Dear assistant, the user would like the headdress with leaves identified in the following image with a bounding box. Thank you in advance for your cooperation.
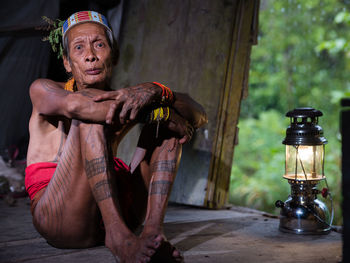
[39,16,65,59]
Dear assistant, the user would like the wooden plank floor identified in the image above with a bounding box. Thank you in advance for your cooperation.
[0,198,342,263]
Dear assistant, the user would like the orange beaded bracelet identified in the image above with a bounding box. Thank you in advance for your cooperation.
[153,82,174,105]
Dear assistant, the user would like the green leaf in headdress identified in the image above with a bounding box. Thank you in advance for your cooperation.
[40,16,64,59]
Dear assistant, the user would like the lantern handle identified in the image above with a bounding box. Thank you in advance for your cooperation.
[324,178,334,227]
[305,179,334,229]
[303,196,333,229]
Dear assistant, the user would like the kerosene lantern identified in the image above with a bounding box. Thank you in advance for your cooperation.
[275,108,333,234]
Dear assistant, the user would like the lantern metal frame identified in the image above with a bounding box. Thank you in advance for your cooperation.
[275,108,333,235]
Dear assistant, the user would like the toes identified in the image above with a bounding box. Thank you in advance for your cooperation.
[139,255,150,263]
[172,248,182,258]
[145,249,155,257]
[141,248,156,258]
[153,234,164,243]
[154,240,161,249]
[171,246,184,262]
[150,241,184,263]
[145,234,163,249]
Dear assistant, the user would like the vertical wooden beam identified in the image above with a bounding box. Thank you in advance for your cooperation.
[205,0,260,208]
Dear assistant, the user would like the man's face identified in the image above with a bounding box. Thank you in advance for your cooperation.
[63,23,113,89]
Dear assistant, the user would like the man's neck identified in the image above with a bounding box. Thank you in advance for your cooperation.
[76,79,111,91]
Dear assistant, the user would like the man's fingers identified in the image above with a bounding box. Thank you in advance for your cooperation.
[180,124,194,144]
[129,107,139,121]
[93,95,102,101]
[119,104,132,124]
[93,93,111,101]
[179,135,188,144]
[189,124,195,134]
[93,91,119,101]
[188,125,194,138]
[106,103,117,124]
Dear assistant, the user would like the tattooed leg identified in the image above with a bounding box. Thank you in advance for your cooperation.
[144,137,183,262]
[32,120,103,248]
[145,155,179,227]
[32,120,161,262]
[78,121,162,262]
[128,124,183,262]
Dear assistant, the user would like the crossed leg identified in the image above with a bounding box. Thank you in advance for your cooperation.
[31,120,183,262]
[127,125,183,262]
[32,120,103,248]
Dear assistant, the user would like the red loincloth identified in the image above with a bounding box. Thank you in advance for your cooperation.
[25,162,57,200]
[25,157,130,200]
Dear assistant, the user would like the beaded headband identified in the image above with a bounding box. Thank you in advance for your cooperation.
[62,11,113,48]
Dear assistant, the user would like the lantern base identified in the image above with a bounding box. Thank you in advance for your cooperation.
[278,199,331,235]
[279,225,331,235]
[275,180,331,235]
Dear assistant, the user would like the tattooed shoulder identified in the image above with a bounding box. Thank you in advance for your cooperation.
[39,79,66,97]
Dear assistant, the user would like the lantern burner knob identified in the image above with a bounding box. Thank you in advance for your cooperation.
[321,188,329,198]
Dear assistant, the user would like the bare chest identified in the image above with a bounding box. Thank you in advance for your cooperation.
[27,118,69,165]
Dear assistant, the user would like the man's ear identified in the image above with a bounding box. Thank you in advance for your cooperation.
[63,55,72,73]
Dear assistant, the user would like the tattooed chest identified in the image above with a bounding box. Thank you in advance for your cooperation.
[52,121,69,162]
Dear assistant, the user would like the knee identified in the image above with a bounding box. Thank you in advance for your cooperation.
[162,137,182,156]
[79,121,104,132]
[70,120,106,141]
[153,137,183,170]
[138,125,183,163]
[77,122,107,146]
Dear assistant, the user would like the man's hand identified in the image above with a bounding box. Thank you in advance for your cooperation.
[93,83,161,124]
[166,108,195,144]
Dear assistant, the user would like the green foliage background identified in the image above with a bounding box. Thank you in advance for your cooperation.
[229,0,350,225]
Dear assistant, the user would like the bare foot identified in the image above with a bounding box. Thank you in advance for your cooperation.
[141,225,183,263]
[151,240,184,263]
[105,227,163,263]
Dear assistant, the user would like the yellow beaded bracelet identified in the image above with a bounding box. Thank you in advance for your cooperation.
[149,107,170,138]
[150,107,170,122]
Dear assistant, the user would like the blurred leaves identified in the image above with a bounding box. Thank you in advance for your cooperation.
[230,110,289,212]
[335,11,350,24]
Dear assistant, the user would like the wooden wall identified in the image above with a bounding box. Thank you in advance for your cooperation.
[112,0,259,208]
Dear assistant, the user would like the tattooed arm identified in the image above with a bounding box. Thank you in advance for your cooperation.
[93,82,208,128]
[29,79,119,124]
[93,82,163,125]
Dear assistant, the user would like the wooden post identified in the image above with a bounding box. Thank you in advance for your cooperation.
[205,0,260,208]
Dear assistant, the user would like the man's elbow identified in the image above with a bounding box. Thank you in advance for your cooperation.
[29,79,52,115]
[29,79,44,101]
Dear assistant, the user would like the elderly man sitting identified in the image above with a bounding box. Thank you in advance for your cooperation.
[25,11,207,263]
